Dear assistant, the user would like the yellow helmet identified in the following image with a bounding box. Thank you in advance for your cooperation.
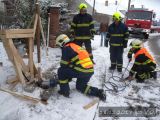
[56,34,70,47]
[130,39,142,49]
[79,3,87,10]
[112,12,122,21]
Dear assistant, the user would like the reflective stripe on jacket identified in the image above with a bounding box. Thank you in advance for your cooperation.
[71,13,95,40]
[134,48,155,64]
[107,22,129,47]
[66,43,93,69]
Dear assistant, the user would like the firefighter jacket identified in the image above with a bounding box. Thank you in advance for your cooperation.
[128,48,156,76]
[70,13,95,40]
[106,22,129,48]
[60,43,94,73]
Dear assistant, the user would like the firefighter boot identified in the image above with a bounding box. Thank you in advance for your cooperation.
[117,68,122,73]
[136,79,144,83]
[151,71,157,80]
[109,65,116,70]
[105,39,108,47]
[58,90,70,98]
[97,89,106,101]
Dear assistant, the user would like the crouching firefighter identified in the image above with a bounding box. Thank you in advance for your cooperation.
[55,34,106,101]
[125,39,157,83]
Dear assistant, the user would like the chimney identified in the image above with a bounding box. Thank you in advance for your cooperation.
[49,6,60,48]
[141,5,144,8]
[105,0,108,6]
[115,0,118,5]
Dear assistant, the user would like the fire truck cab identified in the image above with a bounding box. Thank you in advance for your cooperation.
[125,8,156,39]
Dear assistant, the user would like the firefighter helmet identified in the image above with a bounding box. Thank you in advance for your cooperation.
[79,3,87,10]
[112,12,122,21]
[130,39,143,48]
[56,34,71,47]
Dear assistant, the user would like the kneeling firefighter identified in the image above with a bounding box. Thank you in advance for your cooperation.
[126,39,157,83]
[55,34,106,101]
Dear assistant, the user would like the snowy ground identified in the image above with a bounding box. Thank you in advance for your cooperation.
[0,34,160,120]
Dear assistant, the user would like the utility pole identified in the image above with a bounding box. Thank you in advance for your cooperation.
[92,0,96,15]
[128,0,131,10]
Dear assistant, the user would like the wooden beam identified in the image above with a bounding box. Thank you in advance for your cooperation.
[39,16,47,55]
[36,3,41,63]
[5,33,34,39]
[28,38,34,78]
[6,29,33,34]
[8,39,29,72]
[13,56,26,85]
[0,29,33,35]
[6,76,18,84]
[83,98,99,110]
[0,87,48,104]
[33,14,38,40]
[2,39,14,62]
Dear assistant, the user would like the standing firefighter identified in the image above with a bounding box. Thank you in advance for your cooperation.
[56,34,106,101]
[70,3,96,60]
[126,39,157,83]
[106,12,129,72]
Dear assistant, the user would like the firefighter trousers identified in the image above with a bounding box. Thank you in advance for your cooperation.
[135,64,156,82]
[109,46,123,70]
[58,67,99,96]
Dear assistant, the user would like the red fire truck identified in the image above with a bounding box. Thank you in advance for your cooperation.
[125,8,156,39]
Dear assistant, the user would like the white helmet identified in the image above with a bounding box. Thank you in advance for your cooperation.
[56,34,70,47]
[130,39,142,48]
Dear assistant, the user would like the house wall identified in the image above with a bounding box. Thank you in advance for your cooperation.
[0,0,4,12]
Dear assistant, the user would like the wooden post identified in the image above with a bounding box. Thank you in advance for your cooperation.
[35,3,41,63]
[28,37,34,78]
[47,13,50,56]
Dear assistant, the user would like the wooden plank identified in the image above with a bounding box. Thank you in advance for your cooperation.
[8,39,29,72]
[33,14,38,40]
[6,33,34,39]
[83,98,99,110]
[9,80,19,91]
[46,13,50,56]
[2,39,15,62]
[0,35,5,40]
[6,76,18,84]
[0,87,48,105]
[0,30,6,35]
[5,29,34,34]
[39,16,47,55]
[28,38,34,78]
[13,56,26,85]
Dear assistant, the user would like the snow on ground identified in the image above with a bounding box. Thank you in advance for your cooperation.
[0,35,160,120]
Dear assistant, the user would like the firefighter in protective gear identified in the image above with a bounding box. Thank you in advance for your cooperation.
[70,3,96,60]
[56,34,106,101]
[126,39,157,83]
[106,12,129,72]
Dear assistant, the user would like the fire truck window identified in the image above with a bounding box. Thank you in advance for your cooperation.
[127,11,152,20]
